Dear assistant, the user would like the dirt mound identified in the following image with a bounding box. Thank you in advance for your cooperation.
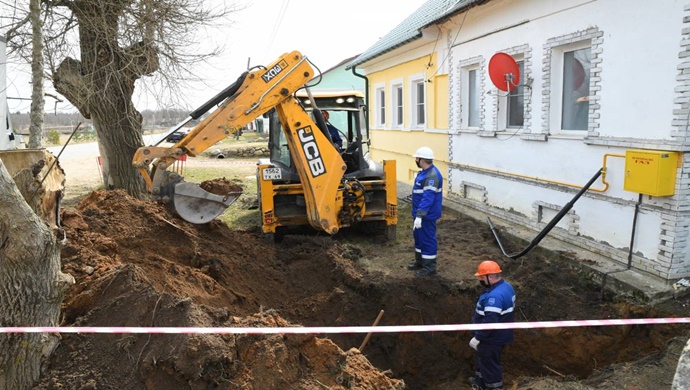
[36,190,690,389]
[38,190,403,389]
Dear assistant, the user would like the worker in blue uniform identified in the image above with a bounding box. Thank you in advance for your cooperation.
[407,146,443,277]
[469,260,516,390]
[322,110,343,150]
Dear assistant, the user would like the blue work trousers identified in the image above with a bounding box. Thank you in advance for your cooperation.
[413,218,437,270]
[474,342,505,389]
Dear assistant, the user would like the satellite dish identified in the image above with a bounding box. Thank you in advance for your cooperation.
[488,52,520,92]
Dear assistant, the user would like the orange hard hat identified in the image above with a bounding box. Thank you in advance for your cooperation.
[475,260,502,276]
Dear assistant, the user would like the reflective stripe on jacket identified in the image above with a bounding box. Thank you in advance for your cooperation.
[412,164,443,220]
[472,279,515,345]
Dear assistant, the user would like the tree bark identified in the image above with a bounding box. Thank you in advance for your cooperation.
[28,0,45,148]
[0,151,73,389]
[675,338,690,389]
[52,1,159,198]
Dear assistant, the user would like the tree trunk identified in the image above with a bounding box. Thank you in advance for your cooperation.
[52,1,159,198]
[28,0,44,148]
[0,150,73,389]
[93,114,146,195]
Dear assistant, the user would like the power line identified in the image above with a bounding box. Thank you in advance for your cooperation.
[263,0,290,61]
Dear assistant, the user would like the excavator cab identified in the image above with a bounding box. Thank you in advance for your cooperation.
[259,90,397,241]
[266,90,370,178]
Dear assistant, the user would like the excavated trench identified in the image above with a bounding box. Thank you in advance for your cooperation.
[273,238,684,389]
[37,190,689,389]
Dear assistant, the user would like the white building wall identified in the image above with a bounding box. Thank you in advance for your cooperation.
[445,0,690,280]
[1,36,8,150]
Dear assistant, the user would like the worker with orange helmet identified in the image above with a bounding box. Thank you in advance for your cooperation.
[468,260,515,390]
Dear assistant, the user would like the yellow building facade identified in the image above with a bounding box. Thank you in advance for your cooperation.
[365,54,450,192]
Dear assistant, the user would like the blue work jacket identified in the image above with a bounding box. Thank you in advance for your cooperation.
[472,279,516,345]
[412,164,443,220]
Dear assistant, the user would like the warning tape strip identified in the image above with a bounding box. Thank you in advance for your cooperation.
[1,318,689,334]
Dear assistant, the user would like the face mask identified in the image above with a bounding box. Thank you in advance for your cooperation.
[415,158,422,168]
[480,280,491,288]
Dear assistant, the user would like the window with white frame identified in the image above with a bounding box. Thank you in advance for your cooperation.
[375,83,386,127]
[391,80,403,127]
[410,73,425,128]
[461,63,482,129]
[507,60,525,127]
[550,42,591,132]
[497,58,525,130]
[561,47,591,130]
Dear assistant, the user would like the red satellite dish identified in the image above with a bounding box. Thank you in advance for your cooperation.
[488,52,520,92]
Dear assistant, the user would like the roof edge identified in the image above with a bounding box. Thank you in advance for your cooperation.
[347,0,487,70]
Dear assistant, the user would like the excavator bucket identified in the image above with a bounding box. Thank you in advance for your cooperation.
[172,181,242,224]
[142,160,244,224]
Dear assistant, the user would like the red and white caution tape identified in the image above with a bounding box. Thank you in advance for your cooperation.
[1,317,689,334]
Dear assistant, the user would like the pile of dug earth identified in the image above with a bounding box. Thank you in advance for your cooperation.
[35,190,690,389]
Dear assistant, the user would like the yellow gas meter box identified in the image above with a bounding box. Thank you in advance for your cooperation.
[624,150,679,196]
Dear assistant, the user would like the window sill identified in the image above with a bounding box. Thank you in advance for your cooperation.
[519,133,548,142]
[548,132,587,140]
[476,130,496,138]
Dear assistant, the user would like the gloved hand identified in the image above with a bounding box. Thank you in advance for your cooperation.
[469,337,480,350]
[413,217,422,230]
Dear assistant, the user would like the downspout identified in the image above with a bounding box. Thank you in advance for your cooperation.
[352,65,369,121]
[352,65,369,169]
[599,193,643,299]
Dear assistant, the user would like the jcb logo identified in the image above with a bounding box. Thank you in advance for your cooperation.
[297,126,326,177]
[262,60,288,83]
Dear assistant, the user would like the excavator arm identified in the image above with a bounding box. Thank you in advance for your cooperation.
[274,98,347,234]
[132,51,347,231]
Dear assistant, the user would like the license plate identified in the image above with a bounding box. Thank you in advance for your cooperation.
[262,167,282,180]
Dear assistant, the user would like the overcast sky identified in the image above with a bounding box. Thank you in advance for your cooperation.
[5,0,426,113]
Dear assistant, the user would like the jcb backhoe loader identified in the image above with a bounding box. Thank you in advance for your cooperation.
[132,51,397,240]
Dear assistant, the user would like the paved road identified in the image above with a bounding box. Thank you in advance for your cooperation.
[47,134,165,203]
[47,134,162,160]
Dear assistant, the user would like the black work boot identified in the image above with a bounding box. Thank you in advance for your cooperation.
[407,252,422,270]
[415,257,437,277]
[414,268,437,277]
[468,376,485,390]
[407,262,422,270]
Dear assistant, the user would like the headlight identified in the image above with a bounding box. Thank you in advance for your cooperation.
[335,98,344,104]
[346,97,355,103]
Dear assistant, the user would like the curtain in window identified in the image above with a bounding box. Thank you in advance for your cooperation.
[468,69,480,127]
[561,48,591,130]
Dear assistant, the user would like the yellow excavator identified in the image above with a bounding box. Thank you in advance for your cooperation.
[132,51,397,241]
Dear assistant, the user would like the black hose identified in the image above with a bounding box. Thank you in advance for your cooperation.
[626,193,643,269]
[489,168,603,259]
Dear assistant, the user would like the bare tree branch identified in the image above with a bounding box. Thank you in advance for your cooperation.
[1,0,242,195]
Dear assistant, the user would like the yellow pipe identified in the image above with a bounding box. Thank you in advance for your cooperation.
[454,153,626,193]
[600,153,626,193]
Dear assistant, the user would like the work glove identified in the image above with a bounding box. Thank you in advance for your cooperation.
[413,217,422,230]
[469,337,480,350]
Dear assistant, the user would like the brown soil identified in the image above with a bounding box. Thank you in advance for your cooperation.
[35,189,690,390]
[201,178,244,195]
